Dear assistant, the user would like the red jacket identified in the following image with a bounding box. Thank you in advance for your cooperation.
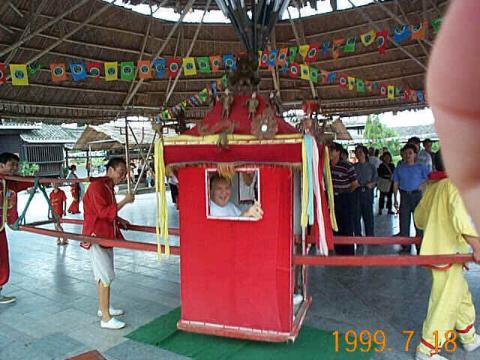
[49,189,67,217]
[1,179,31,225]
[82,177,124,249]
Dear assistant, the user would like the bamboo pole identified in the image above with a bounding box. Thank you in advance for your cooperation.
[163,0,211,107]
[0,0,91,58]
[122,0,196,108]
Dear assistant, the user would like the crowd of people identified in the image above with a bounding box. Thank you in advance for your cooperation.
[330,136,438,255]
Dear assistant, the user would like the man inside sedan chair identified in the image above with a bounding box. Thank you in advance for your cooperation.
[209,173,263,219]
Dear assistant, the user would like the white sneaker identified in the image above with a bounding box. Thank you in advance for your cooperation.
[97,307,124,317]
[100,317,125,330]
[463,334,480,352]
[0,295,16,304]
[415,352,448,360]
[293,294,303,306]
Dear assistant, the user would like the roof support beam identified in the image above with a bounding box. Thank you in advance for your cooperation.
[21,1,115,67]
[163,0,211,107]
[4,0,49,64]
[0,0,91,59]
[347,0,427,71]
[287,8,316,98]
[122,0,196,108]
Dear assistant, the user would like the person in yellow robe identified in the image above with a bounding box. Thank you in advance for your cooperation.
[414,152,480,360]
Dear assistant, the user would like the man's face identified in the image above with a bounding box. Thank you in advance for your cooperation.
[0,160,19,175]
[108,163,127,185]
[424,142,432,152]
[212,179,232,207]
[404,148,416,163]
[330,148,339,162]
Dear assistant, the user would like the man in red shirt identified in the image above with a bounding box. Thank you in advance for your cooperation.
[49,182,68,245]
[82,157,134,330]
[0,152,30,304]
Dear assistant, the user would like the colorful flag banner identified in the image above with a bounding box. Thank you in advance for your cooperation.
[387,85,395,99]
[10,64,28,86]
[288,47,298,63]
[332,39,344,60]
[310,67,319,83]
[69,63,87,81]
[27,63,42,76]
[379,83,388,97]
[395,87,402,97]
[393,25,411,43]
[417,90,425,103]
[137,60,152,79]
[430,18,443,33]
[299,44,310,59]
[376,30,388,55]
[167,58,181,78]
[360,30,376,46]
[347,76,356,90]
[300,64,310,80]
[411,21,427,40]
[343,38,356,53]
[268,49,278,67]
[209,55,222,72]
[276,48,288,66]
[50,63,67,82]
[0,63,7,84]
[356,78,365,93]
[120,61,135,81]
[196,57,211,73]
[152,58,166,78]
[223,54,236,71]
[279,61,290,73]
[183,57,197,76]
[319,69,329,84]
[104,62,118,81]
[305,44,319,63]
[327,71,337,84]
[321,41,331,56]
[260,51,269,68]
[338,74,348,88]
[289,63,300,78]
[87,62,102,79]
[365,80,374,93]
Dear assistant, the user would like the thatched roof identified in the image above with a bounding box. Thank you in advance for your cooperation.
[73,123,156,150]
[0,0,446,125]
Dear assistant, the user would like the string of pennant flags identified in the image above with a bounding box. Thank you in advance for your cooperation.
[0,16,442,86]
[0,17,439,120]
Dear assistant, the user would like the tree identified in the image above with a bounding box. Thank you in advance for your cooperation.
[363,114,401,157]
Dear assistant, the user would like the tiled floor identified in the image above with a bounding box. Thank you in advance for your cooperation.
[0,189,479,359]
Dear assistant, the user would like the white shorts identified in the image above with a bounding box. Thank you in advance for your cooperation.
[90,244,115,286]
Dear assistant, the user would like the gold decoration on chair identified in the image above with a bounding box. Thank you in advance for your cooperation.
[251,106,278,140]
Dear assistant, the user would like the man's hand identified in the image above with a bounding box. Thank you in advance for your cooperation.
[244,202,264,219]
[117,218,130,230]
[124,192,135,204]
[473,249,480,264]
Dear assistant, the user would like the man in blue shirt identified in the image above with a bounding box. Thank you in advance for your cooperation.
[392,143,429,253]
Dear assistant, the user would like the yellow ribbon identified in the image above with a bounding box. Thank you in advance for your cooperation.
[154,139,170,257]
[301,138,308,228]
[323,146,338,231]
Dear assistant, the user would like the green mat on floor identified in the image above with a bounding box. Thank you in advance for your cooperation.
[126,308,373,360]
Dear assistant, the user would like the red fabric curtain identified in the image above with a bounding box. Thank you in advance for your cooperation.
[178,166,293,332]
